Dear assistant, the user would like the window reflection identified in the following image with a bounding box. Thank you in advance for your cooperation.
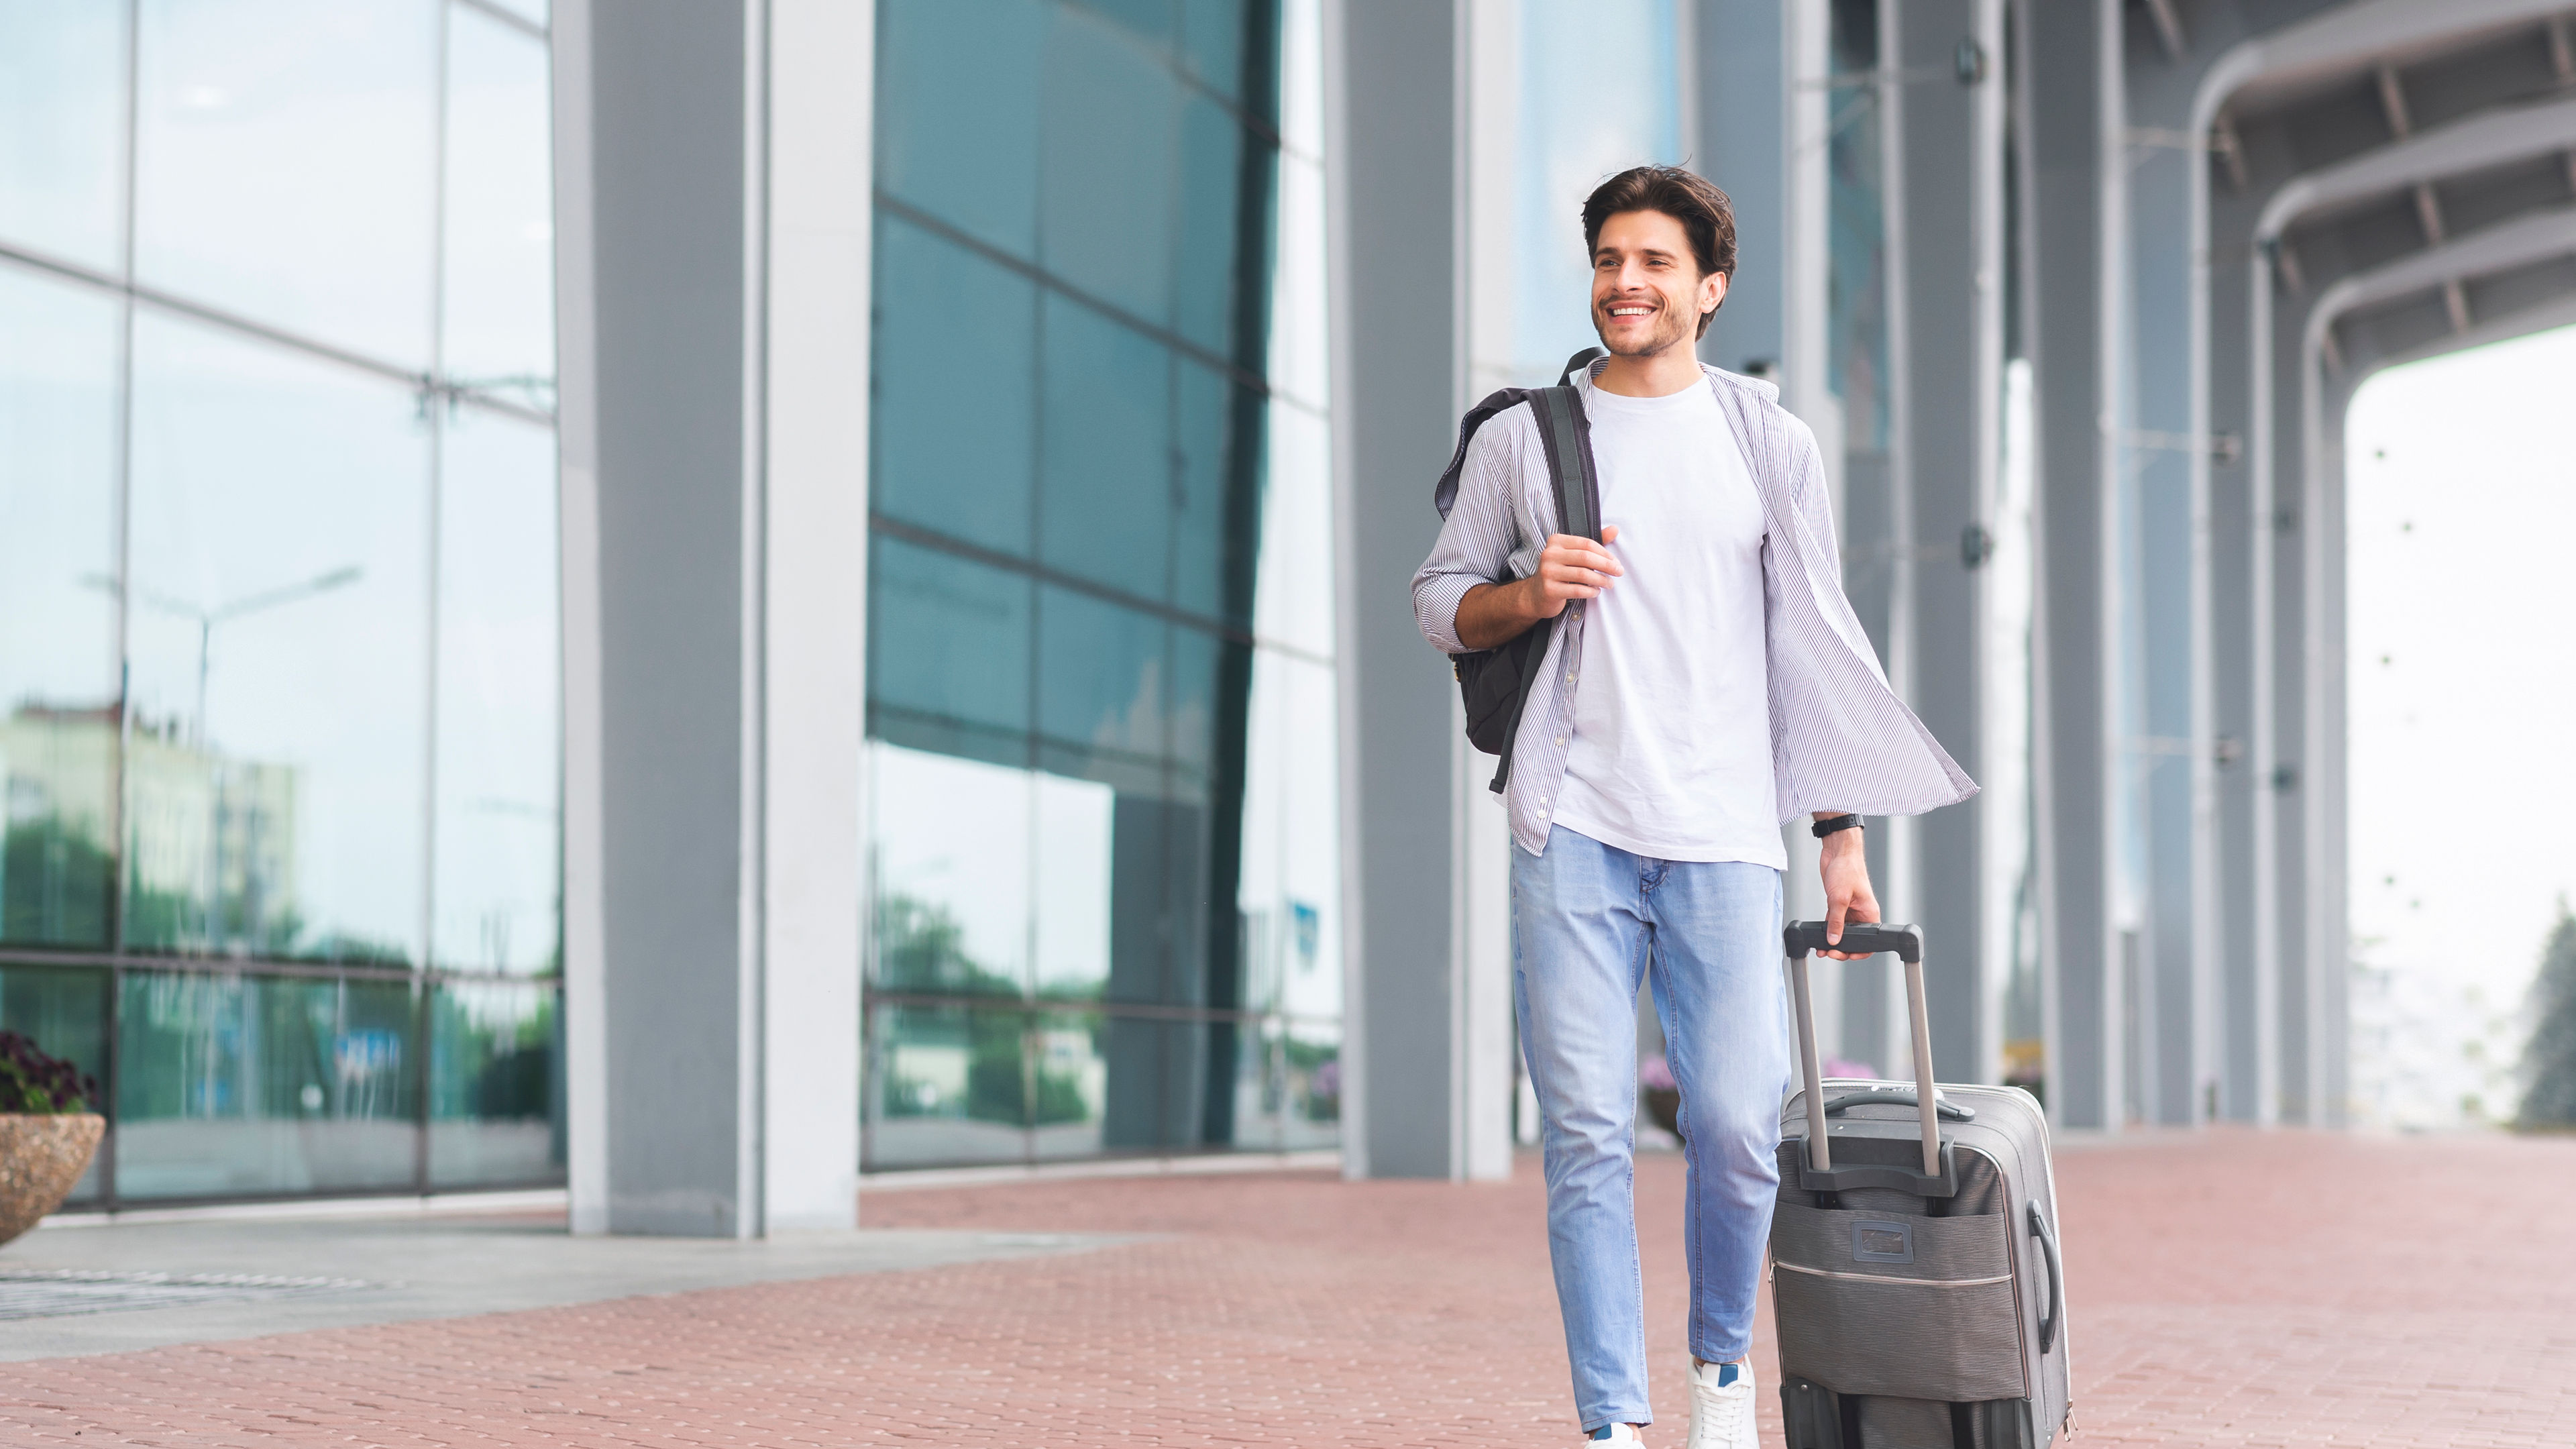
[0,267,121,948]
[1239,649,1340,1018]
[135,0,439,368]
[1040,6,1178,325]
[429,977,559,1187]
[441,3,556,410]
[870,742,1032,998]
[1038,295,1172,594]
[0,965,109,1201]
[1032,771,1114,1000]
[124,311,430,965]
[867,0,1329,1171]
[868,536,1032,767]
[874,216,1038,559]
[876,0,1044,263]
[0,3,127,270]
[1030,1010,1106,1159]
[433,407,559,974]
[865,1003,1030,1168]
[115,969,419,1199]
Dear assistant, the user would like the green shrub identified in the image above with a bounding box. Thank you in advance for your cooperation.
[0,1030,98,1114]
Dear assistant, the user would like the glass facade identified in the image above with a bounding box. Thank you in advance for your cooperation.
[865,0,1342,1169]
[0,0,562,1204]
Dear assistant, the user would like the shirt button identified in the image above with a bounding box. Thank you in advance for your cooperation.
[1566,674,1577,683]
[1554,737,1565,745]
[1538,795,1548,804]
[1538,810,1549,818]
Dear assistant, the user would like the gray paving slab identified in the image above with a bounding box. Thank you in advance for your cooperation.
[0,1210,1131,1362]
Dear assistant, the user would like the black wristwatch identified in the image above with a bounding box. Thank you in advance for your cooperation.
[1811,814,1863,840]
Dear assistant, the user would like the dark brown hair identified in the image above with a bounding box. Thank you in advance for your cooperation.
[1580,166,1736,338]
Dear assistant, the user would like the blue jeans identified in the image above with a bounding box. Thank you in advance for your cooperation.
[1513,825,1790,1434]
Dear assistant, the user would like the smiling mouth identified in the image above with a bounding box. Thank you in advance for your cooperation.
[1606,304,1655,319]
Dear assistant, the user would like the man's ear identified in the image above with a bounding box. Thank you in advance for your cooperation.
[1703,270,1728,317]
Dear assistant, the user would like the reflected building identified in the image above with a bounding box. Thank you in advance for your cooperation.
[0,0,563,1208]
[861,0,1342,1171]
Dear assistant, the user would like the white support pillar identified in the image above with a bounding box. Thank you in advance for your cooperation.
[555,0,869,1236]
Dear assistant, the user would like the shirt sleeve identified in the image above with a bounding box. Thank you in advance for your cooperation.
[1411,413,1525,655]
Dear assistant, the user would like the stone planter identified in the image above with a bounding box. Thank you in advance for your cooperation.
[0,1113,105,1246]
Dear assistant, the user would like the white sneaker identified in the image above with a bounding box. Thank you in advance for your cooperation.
[1589,1426,1646,1444]
[1684,1359,1758,1449]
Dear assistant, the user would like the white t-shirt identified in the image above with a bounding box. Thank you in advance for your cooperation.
[1548,376,1783,867]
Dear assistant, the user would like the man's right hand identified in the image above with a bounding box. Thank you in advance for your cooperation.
[1454,525,1622,650]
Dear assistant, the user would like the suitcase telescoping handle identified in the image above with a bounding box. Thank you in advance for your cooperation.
[1783,921,1940,1179]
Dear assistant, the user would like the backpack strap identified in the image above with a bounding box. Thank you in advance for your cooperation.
[1487,379,1599,794]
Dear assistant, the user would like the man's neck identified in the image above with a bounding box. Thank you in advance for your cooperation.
[1590,343,1705,398]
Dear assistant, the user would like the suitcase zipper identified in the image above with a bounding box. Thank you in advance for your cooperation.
[1772,1261,2012,1289]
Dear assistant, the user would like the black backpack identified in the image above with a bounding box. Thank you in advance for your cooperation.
[1431,347,1605,793]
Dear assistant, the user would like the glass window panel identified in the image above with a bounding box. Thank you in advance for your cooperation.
[1279,1016,1339,1150]
[1265,154,1329,411]
[1179,0,1247,104]
[1173,94,1250,359]
[869,741,1031,998]
[432,407,559,973]
[1075,0,1176,48]
[863,1003,1028,1169]
[0,268,121,948]
[1040,7,1177,326]
[1039,297,1171,594]
[115,970,419,1199]
[123,313,430,965]
[0,3,127,270]
[428,977,561,1187]
[875,0,1043,261]
[1105,793,1209,1008]
[1170,358,1251,625]
[1228,1013,1277,1151]
[875,216,1036,559]
[1029,1010,1107,1159]
[1097,1013,1219,1150]
[0,965,110,1201]
[1250,399,1332,657]
[867,535,1032,759]
[441,5,555,410]
[134,0,438,367]
[1238,650,1340,1020]
[1031,770,1113,1002]
[1167,626,1233,777]
[1037,586,1166,762]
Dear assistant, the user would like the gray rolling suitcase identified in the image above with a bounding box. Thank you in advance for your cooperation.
[1770,922,2072,1449]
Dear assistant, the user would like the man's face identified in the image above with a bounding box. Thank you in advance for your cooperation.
[1590,209,1725,358]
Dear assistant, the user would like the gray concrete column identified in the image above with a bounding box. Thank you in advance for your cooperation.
[2022,0,2124,1131]
[1694,0,1786,380]
[555,0,869,1235]
[1326,0,1485,1180]
[1891,0,2006,1085]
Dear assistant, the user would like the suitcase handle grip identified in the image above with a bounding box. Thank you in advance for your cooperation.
[1823,1089,1974,1122]
[2029,1203,2062,1353]
[1784,921,1939,1177]
[1782,920,1921,962]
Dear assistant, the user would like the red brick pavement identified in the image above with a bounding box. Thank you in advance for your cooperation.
[2,1130,2572,1446]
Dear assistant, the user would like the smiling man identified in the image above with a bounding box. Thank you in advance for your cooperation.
[1411,166,1974,1446]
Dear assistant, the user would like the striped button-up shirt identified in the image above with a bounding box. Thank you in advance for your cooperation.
[1411,362,1977,857]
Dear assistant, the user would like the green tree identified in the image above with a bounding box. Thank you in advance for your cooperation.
[2517,906,2576,1130]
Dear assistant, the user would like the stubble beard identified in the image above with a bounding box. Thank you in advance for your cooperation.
[1594,298,1695,360]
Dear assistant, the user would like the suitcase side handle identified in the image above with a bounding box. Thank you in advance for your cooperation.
[1823,1088,1974,1122]
[1784,921,1939,1178]
[2029,1203,2063,1353]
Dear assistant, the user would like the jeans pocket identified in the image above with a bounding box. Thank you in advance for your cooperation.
[1769,1202,2027,1403]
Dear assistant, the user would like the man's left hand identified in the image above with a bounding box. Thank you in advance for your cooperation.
[1817,824,1879,961]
